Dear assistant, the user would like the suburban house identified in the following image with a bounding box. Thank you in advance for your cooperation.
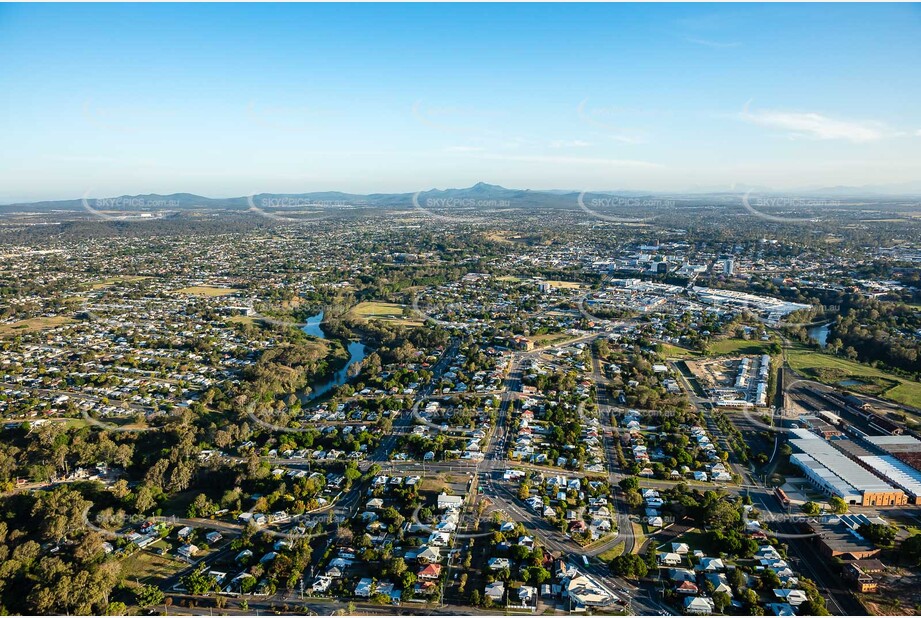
[437,493,463,511]
[683,596,715,614]
[485,581,505,602]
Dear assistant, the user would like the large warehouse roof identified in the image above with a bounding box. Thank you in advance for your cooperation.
[790,438,898,494]
[858,455,921,499]
[790,453,862,502]
[865,435,921,453]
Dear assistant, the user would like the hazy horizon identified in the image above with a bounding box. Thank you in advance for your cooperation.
[2,3,920,202]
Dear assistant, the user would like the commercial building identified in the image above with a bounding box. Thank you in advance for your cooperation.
[690,287,810,324]
[789,436,907,506]
[864,435,921,472]
[560,567,619,609]
[796,416,843,440]
[843,563,878,593]
[856,455,921,504]
[801,518,881,560]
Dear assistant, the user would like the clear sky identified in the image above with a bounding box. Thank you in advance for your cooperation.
[1,3,920,202]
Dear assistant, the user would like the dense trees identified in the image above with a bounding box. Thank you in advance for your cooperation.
[0,488,120,614]
[902,534,921,566]
[857,523,897,547]
[609,553,648,579]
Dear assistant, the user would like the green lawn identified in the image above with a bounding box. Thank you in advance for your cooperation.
[174,285,240,297]
[658,343,702,359]
[596,541,626,561]
[347,301,423,327]
[787,345,921,410]
[0,316,75,337]
[707,338,774,356]
[669,529,719,557]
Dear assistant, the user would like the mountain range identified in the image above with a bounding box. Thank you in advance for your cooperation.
[2,181,920,214]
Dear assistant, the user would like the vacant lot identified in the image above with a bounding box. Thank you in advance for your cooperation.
[533,332,580,348]
[174,285,240,297]
[787,346,921,410]
[0,316,74,337]
[120,550,185,585]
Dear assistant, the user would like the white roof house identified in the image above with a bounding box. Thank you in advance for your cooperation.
[437,493,463,510]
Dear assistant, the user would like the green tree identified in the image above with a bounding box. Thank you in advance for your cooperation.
[609,554,648,579]
[802,501,820,516]
[518,483,530,500]
[857,523,896,547]
[527,566,551,585]
[135,584,164,607]
[713,591,731,613]
[828,496,848,514]
[181,565,217,595]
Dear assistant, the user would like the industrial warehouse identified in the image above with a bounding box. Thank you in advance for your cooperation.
[789,431,908,507]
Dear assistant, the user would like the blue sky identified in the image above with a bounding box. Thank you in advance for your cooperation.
[1,3,920,201]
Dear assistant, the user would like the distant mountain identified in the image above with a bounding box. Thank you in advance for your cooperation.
[3,182,919,214]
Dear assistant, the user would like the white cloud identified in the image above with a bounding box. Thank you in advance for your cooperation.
[444,146,484,153]
[549,139,592,148]
[608,134,646,145]
[740,106,887,143]
[916,129,921,137]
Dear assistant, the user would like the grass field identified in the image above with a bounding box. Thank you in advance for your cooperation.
[174,285,240,296]
[708,338,774,356]
[543,280,585,289]
[534,332,580,348]
[670,529,717,557]
[347,301,423,327]
[90,275,151,290]
[596,541,625,561]
[787,345,921,409]
[658,343,702,359]
[630,522,647,554]
[120,551,185,584]
[0,316,74,337]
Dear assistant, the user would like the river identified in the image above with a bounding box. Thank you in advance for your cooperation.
[301,311,367,401]
[807,322,831,348]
